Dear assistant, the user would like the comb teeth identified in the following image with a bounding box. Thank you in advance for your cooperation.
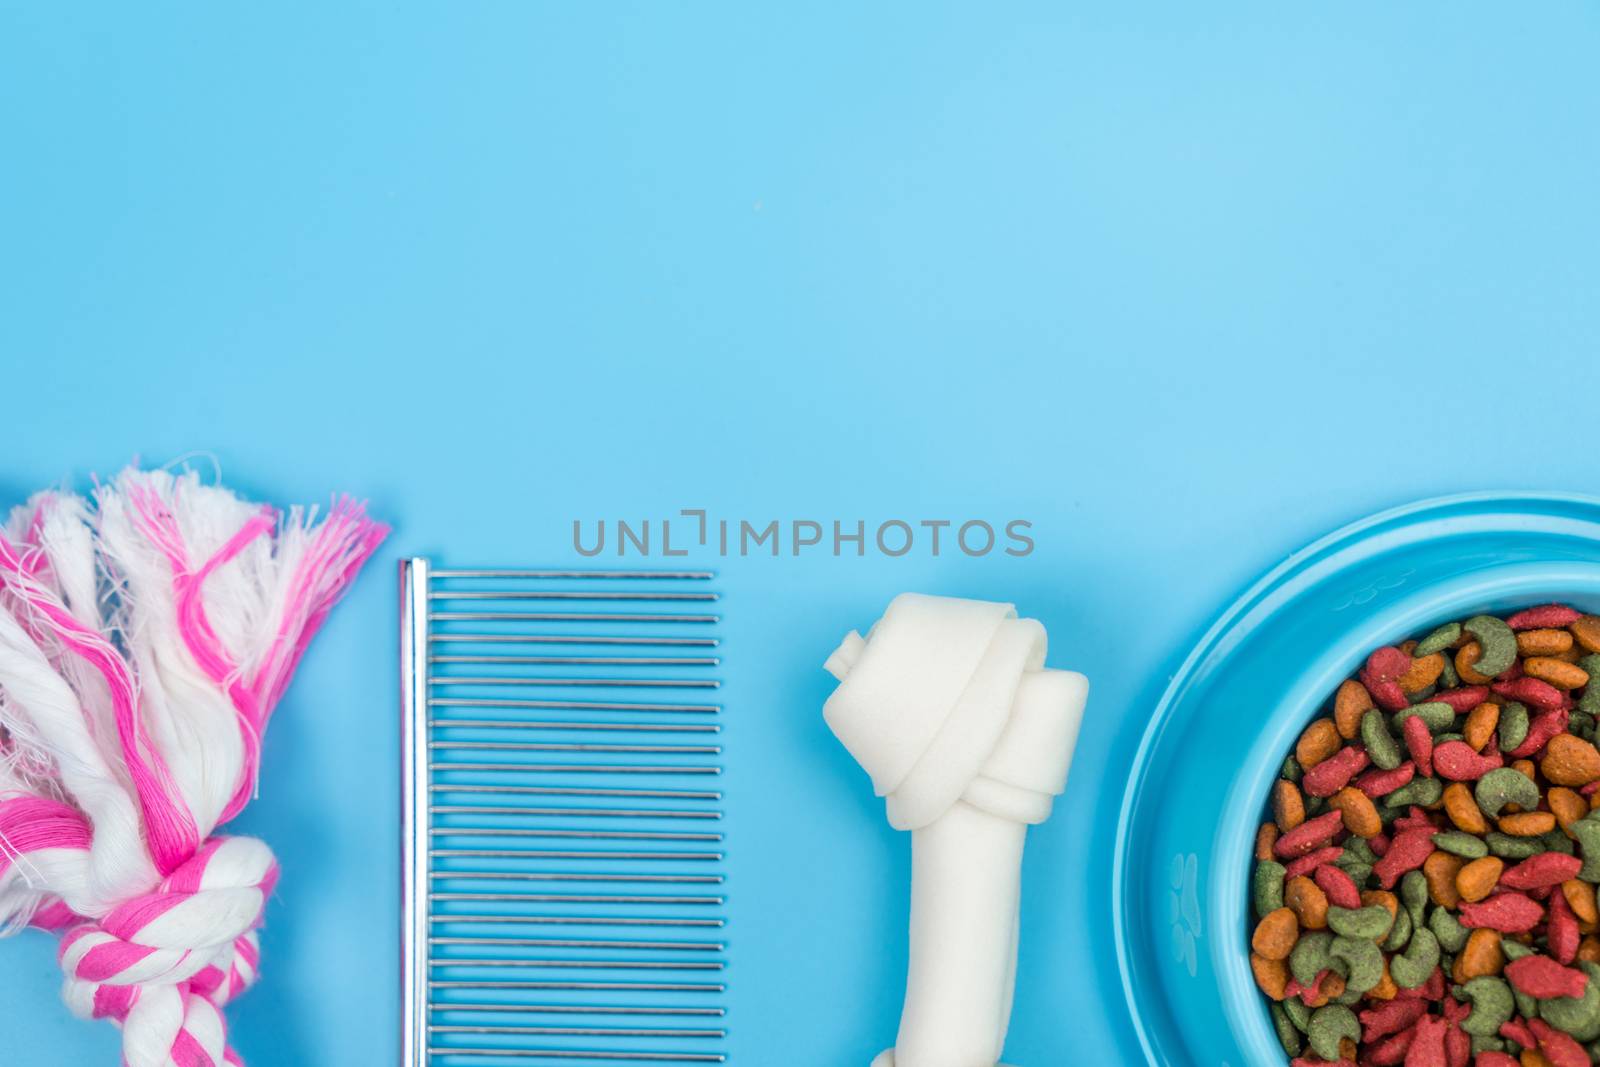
[403,561,727,1066]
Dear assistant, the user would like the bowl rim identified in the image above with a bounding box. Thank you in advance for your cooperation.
[1109,489,1600,1066]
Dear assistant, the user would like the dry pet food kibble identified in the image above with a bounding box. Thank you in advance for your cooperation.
[1250,604,1600,1066]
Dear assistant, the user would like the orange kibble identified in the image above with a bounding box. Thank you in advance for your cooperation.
[1340,1037,1357,1061]
[1255,822,1280,861]
[1250,951,1289,1000]
[1457,641,1492,685]
[1513,759,1538,782]
[1272,780,1306,833]
[1463,703,1501,753]
[1424,851,1466,909]
[1443,782,1490,835]
[1295,718,1343,770]
[1453,928,1504,982]
[1368,958,1398,1000]
[1398,651,1446,693]
[1550,787,1589,836]
[1564,879,1600,925]
[1579,936,1600,964]
[1455,856,1503,903]
[1525,656,1591,690]
[1329,786,1382,838]
[1285,876,1329,931]
[1304,971,1345,1008]
[1252,907,1299,960]
[1361,889,1400,924]
[1524,1049,1556,1067]
[1334,679,1375,740]
[1573,615,1600,654]
[1541,734,1600,787]
[1519,628,1575,656]
[1499,811,1558,836]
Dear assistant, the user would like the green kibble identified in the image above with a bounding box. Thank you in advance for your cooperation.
[1282,995,1311,1033]
[1429,905,1468,953]
[1330,936,1385,993]
[1536,961,1600,1041]
[1344,837,1377,865]
[1327,905,1393,940]
[1270,1002,1303,1056]
[1390,927,1440,989]
[1471,1034,1508,1055]
[1543,829,1576,856]
[1290,930,1335,986]
[1501,939,1535,962]
[1307,1004,1360,1061]
[1386,776,1443,809]
[1382,904,1412,952]
[1464,615,1517,677]
[1432,831,1489,859]
[1580,655,1600,717]
[1499,702,1530,752]
[1361,709,1402,771]
[1254,860,1286,918]
[1393,700,1456,734]
[1282,755,1303,782]
[1460,976,1515,1037]
[1440,656,1460,689]
[1415,622,1462,657]
[1572,814,1600,881]
[1400,870,1430,926]
[1476,767,1541,818]
[1487,831,1545,859]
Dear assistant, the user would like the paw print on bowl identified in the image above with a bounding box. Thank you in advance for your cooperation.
[1169,851,1202,978]
[1331,568,1416,612]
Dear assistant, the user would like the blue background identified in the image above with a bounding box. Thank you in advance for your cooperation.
[3,3,1600,1064]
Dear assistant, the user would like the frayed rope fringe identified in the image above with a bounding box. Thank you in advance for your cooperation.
[0,468,386,1067]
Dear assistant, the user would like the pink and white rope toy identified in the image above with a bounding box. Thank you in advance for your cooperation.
[0,468,387,1066]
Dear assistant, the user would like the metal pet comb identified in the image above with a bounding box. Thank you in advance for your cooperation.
[401,561,727,1065]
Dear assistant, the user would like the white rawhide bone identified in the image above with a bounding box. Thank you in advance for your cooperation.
[823,593,1088,1067]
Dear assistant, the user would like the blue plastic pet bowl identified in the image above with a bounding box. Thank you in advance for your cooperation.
[1111,492,1600,1067]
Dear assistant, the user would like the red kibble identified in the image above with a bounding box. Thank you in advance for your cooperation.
[1284,846,1345,880]
[1500,852,1584,891]
[1357,762,1417,799]
[1474,1053,1518,1067]
[1299,968,1333,1006]
[1274,809,1347,859]
[1374,828,1437,889]
[1315,863,1362,909]
[1431,740,1503,781]
[1434,685,1491,713]
[1403,715,1435,777]
[1443,1021,1469,1067]
[1360,998,1426,1041]
[1361,646,1414,711]
[1505,955,1587,1000]
[1404,1014,1447,1067]
[1498,677,1568,714]
[1548,885,1581,965]
[1459,892,1545,933]
[1530,1018,1590,1067]
[1499,1019,1537,1049]
[1367,1027,1414,1065]
[1510,706,1571,758]
[1507,605,1582,630]
[1393,807,1438,833]
[1303,744,1371,797]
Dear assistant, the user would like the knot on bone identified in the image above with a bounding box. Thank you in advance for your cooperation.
[823,592,1084,831]
[57,836,276,1067]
